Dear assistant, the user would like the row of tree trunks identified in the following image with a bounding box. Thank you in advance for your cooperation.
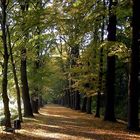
[54,0,140,132]
[58,94,92,115]
[62,92,80,109]
[0,0,45,128]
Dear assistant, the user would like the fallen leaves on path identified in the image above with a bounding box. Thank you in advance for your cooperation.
[0,104,140,140]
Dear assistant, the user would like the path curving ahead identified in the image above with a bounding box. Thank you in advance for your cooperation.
[0,104,140,140]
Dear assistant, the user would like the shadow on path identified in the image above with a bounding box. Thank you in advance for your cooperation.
[0,104,140,140]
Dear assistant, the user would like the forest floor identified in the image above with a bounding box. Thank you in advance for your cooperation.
[0,104,140,140]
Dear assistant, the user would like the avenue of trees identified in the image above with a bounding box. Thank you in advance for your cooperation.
[0,0,139,131]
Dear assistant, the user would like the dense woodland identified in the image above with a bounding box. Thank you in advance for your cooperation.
[0,0,139,133]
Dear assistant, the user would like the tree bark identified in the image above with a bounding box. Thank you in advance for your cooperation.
[81,97,87,112]
[104,0,117,122]
[38,95,43,108]
[127,0,140,130]
[95,0,105,117]
[95,47,103,117]
[7,26,23,122]
[72,93,75,109]
[65,90,70,107]
[86,97,92,114]
[70,45,79,109]
[75,91,80,110]
[104,56,116,121]
[1,0,11,128]
[21,48,33,117]
[31,98,39,114]
[20,1,33,117]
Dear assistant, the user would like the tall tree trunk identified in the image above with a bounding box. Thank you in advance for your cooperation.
[7,26,23,122]
[95,33,103,118]
[31,19,42,113]
[38,95,43,108]
[86,96,92,114]
[31,96,39,114]
[72,93,75,108]
[21,48,33,117]
[95,0,105,118]
[64,89,69,107]
[70,94,72,108]
[104,0,117,122]
[31,53,40,114]
[127,0,140,130]
[70,45,79,110]
[81,97,87,112]
[75,91,80,110]
[20,1,33,117]
[104,56,116,121]
[67,90,71,107]
[1,1,11,128]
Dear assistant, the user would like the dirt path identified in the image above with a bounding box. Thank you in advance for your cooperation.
[0,104,140,140]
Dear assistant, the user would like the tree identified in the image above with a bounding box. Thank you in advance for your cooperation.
[7,25,23,122]
[81,96,87,112]
[30,1,42,114]
[127,0,140,130]
[95,0,105,118]
[20,1,33,117]
[71,45,81,110]
[104,0,117,122]
[0,0,11,128]
[86,96,92,114]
